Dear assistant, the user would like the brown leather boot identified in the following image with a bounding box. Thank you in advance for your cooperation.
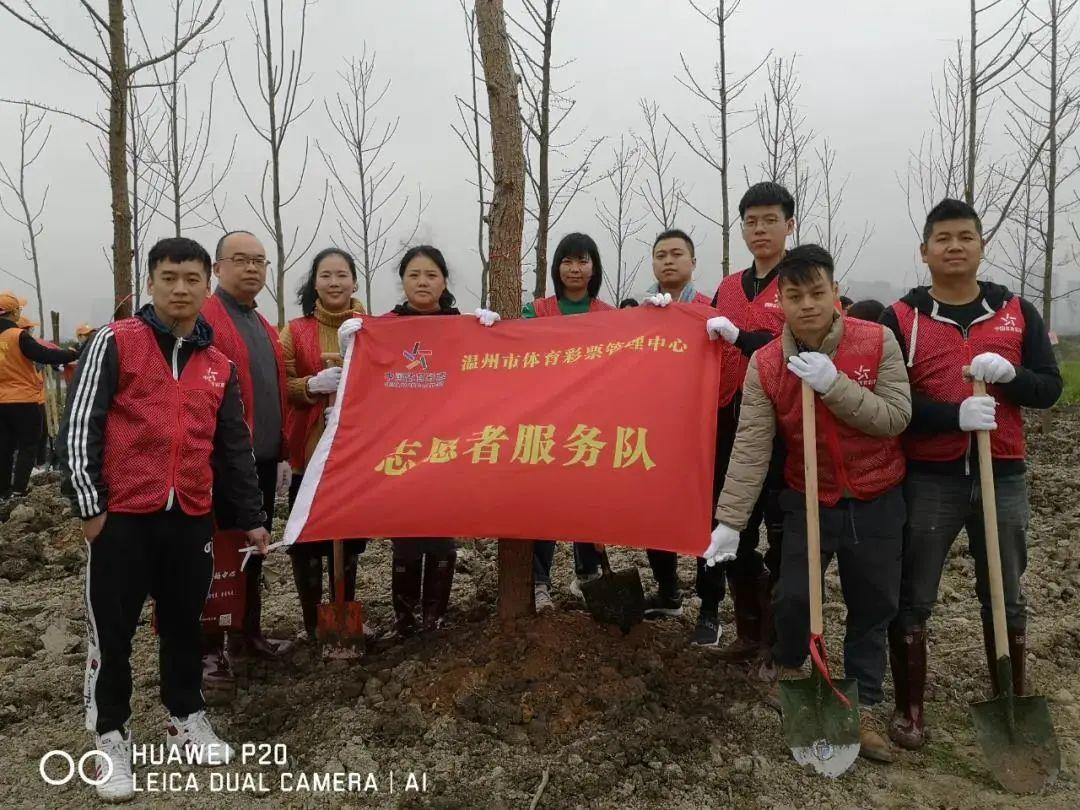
[718,572,765,662]
[859,707,896,764]
[392,557,423,638]
[421,551,457,632]
[888,624,927,750]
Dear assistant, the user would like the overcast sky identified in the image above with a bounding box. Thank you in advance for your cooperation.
[1,1,1078,333]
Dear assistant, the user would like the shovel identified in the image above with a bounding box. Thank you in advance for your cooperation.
[968,378,1059,794]
[314,351,366,659]
[580,545,645,633]
[779,381,861,778]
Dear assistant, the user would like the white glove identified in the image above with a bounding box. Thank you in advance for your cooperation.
[969,352,1016,384]
[703,524,740,567]
[338,317,363,355]
[306,365,342,395]
[275,461,292,498]
[787,351,838,394]
[473,307,501,327]
[706,316,740,344]
[959,394,998,431]
[642,293,673,308]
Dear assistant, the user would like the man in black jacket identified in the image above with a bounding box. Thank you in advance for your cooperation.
[57,237,269,803]
[881,198,1062,752]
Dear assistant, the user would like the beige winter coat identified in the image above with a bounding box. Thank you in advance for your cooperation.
[714,314,912,530]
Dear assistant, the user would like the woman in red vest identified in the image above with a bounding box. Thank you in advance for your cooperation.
[280,248,367,640]
[339,245,467,638]
[522,232,613,611]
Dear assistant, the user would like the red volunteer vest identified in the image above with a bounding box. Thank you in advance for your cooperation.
[894,296,1025,462]
[284,315,327,470]
[713,271,786,408]
[201,293,288,459]
[101,318,231,515]
[532,296,614,317]
[756,317,906,506]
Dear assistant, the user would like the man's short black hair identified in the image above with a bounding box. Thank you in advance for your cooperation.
[148,237,212,278]
[215,229,258,260]
[775,243,834,289]
[739,182,795,220]
[652,229,695,257]
[922,198,983,243]
[619,298,639,309]
[839,295,854,309]
[847,299,885,322]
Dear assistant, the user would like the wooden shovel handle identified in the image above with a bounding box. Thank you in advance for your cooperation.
[333,539,346,607]
[802,382,824,637]
[972,378,1009,660]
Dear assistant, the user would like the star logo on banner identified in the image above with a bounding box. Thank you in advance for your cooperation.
[403,341,433,370]
[854,365,871,383]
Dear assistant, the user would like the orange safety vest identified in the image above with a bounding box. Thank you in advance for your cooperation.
[0,327,45,404]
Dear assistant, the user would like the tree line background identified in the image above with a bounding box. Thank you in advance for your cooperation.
[1,0,1079,337]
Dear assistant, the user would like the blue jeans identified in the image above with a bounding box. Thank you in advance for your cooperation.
[896,470,1029,631]
[533,541,601,586]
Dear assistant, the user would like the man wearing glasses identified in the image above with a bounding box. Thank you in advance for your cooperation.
[695,183,792,667]
[200,230,292,698]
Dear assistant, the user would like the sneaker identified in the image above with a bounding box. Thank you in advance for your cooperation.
[166,710,235,766]
[643,590,684,618]
[568,572,601,601]
[859,707,895,763]
[534,584,554,613]
[690,611,722,646]
[93,729,134,803]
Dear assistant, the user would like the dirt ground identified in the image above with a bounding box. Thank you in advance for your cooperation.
[1,408,1079,809]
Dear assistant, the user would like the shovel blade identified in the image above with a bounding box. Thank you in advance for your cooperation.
[780,669,861,778]
[316,601,365,658]
[581,567,645,633]
[970,694,1060,794]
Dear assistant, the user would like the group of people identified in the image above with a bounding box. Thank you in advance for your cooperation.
[17,178,1055,801]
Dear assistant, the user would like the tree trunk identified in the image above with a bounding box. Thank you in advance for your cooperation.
[109,0,133,319]
[129,93,142,308]
[476,0,530,624]
[965,0,977,206]
[1043,3,1059,329]
[531,0,554,301]
[261,0,287,327]
[718,2,731,277]
[170,6,182,236]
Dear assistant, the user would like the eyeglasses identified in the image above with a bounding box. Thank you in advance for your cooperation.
[223,254,268,269]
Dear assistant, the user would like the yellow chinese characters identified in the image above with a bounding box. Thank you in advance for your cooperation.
[459,334,690,372]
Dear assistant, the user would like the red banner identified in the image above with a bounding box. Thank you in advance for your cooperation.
[284,305,721,555]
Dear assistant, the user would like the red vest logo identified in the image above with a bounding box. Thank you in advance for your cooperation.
[202,367,225,389]
[996,312,1022,334]
[852,364,873,387]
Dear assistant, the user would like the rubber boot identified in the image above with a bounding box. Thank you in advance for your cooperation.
[233,555,292,658]
[421,551,457,632]
[753,570,777,680]
[289,550,323,639]
[982,622,1025,697]
[718,571,765,662]
[888,624,927,750]
[392,557,423,638]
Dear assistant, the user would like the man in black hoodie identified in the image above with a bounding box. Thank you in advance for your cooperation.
[881,199,1062,752]
[57,237,269,803]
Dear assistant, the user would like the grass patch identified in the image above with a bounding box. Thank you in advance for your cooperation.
[1062,360,1080,406]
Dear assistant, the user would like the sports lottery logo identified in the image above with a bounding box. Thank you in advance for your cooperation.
[403,342,433,370]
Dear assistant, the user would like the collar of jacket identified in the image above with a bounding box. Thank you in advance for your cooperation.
[390,303,461,316]
[314,298,365,328]
[782,310,843,358]
[135,303,214,348]
[215,286,258,313]
[0,316,21,333]
[899,279,1012,315]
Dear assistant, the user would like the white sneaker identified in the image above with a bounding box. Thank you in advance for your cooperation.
[534,584,554,613]
[93,729,134,803]
[569,572,601,601]
[166,710,234,765]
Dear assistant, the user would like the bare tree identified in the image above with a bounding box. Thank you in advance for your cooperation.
[132,0,235,236]
[637,99,684,230]
[450,0,494,307]
[813,140,873,282]
[319,51,425,313]
[476,0,529,622]
[0,0,222,318]
[988,152,1045,298]
[0,105,50,328]
[225,0,325,327]
[666,0,767,276]
[509,0,602,299]
[596,136,646,303]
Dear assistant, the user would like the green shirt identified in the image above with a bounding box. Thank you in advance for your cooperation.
[521,297,593,319]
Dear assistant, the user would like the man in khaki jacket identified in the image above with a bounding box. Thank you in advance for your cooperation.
[706,244,911,763]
